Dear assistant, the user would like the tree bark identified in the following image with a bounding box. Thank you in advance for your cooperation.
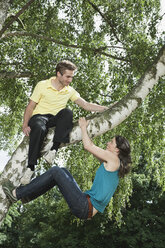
[0,0,10,30]
[0,45,165,225]
[0,0,36,37]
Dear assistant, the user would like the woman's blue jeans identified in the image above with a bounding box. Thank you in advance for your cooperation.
[16,166,89,219]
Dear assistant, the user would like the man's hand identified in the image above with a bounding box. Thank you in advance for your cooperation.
[22,100,36,136]
[78,117,89,129]
[22,125,31,136]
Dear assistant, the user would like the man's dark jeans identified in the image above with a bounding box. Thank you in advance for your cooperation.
[16,166,89,219]
[28,108,73,169]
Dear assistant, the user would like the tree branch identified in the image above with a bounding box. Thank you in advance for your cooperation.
[86,0,121,43]
[2,31,128,61]
[0,62,22,66]
[0,0,36,37]
[0,71,32,79]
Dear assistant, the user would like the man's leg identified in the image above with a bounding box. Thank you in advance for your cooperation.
[49,108,73,149]
[28,115,49,168]
[53,108,73,146]
[21,115,49,185]
[44,109,73,164]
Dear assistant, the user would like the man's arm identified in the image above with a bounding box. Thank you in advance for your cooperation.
[22,100,36,136]
[75,97,108,112]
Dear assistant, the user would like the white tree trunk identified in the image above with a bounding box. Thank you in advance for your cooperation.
[0,0,10,30]
[0,45,165,225]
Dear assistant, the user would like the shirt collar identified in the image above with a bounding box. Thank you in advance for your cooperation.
[46,77,70,93]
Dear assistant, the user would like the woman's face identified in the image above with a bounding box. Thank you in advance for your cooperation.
[106,137,117,152]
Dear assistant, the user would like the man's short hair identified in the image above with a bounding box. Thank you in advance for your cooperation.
[56,60,77,75]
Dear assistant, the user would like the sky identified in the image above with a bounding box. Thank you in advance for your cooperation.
[0,150,10,171]
[0,0,165,172]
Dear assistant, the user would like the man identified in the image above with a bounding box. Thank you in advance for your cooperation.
[21,60,108,185]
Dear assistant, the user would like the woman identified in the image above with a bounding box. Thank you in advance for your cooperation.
[2,117,131,220]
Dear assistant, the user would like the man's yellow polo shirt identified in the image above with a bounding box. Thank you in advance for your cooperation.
[30,77,80,116]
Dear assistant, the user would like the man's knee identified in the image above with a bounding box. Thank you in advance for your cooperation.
[31,119,47,133]
[60,108,73,120]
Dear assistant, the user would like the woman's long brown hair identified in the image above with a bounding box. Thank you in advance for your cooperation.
[115,135,132,178]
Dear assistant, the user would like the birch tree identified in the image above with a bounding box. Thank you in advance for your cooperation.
[0,0,164,226]
[0,44,165,225]
[0,0,10,30]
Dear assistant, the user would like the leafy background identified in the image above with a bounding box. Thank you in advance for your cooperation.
[0,0,164,247]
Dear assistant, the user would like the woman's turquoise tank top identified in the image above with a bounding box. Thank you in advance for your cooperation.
[85,163,119,213]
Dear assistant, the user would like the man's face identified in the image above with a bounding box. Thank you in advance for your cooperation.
[57,70,75,87]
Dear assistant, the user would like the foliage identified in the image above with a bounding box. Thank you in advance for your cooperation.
[0,0,165,246]
[0,161,164,248]
[0,0,164,148]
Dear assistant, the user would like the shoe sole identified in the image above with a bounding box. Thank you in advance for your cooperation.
[3,186,17,203]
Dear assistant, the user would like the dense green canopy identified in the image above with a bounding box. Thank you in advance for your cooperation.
[0,0,164,149]
[0,0,164,243]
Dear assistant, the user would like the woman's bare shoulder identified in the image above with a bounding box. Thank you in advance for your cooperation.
[104,154,120,172]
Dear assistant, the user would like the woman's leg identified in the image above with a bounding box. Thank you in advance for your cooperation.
[16,166,88,219]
